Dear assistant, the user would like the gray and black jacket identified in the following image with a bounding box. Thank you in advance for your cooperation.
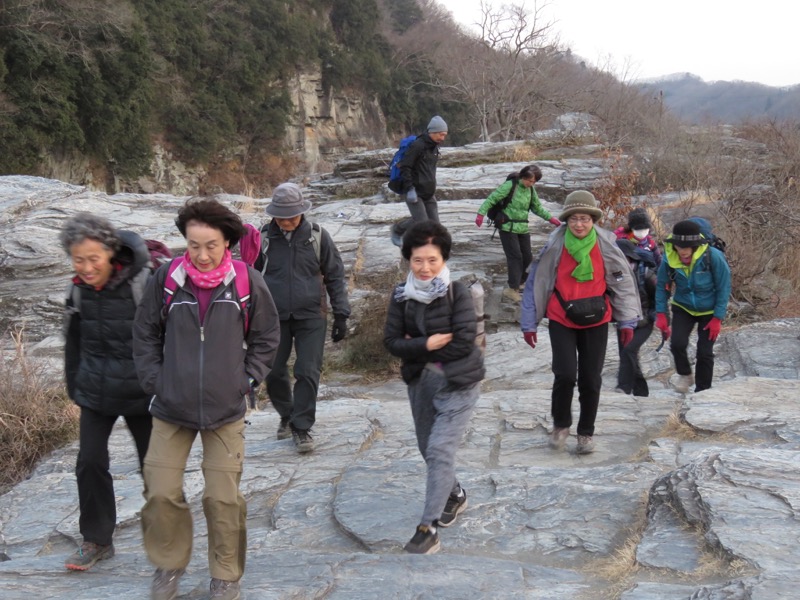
[384,281,485,388]
[398,134,440,200]
[64,230,151,416]
[257,217,350,321]
[520,225,641,331]
[132,260,280,430]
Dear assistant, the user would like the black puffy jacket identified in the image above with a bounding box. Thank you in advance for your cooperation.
[64,230,151,416]
[384,281,485,387]
[398,134,440,200]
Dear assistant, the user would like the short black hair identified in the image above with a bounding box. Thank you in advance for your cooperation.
[175,196,246,247]
[401,220,452,261]
[519,164,543,182]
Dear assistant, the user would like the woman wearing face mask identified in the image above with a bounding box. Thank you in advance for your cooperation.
[384,221,485,555]
[520,191,641,454]
[614,208,662,268]
[654,219,731,394]
[60,213,153,572]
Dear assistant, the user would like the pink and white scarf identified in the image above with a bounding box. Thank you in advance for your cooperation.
[181,249,233,289]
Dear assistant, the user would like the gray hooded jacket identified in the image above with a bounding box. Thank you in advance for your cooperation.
[521,226,641,331]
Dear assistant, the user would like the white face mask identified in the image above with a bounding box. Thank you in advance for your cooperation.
[632,228,650,240]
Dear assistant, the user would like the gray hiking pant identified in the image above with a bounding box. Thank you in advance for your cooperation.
[266,317,327,431]
[407,366,479,526]
[392,195,440,240]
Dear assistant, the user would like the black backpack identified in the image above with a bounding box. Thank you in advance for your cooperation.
[486,173,521,227]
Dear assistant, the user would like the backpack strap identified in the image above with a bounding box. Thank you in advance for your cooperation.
[231,260,251,336]
[260,221,322,276]
[162,257,183,320]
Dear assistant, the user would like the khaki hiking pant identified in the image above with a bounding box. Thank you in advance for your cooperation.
[142,417,247,581]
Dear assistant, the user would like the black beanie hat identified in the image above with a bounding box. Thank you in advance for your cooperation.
[627,208,651,230]
[667,219,704,248]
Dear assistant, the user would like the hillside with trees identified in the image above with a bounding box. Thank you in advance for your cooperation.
[637,74,800,124]
[0,0,796,197]
[0,0,675,189]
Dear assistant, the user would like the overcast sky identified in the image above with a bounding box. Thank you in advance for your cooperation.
[435,0,800,87]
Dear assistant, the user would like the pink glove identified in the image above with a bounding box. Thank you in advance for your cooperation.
[619,327,634,347]
[475,214,484,228]
[548,217,561,227]
[523,331,537,349]
[655,313,671,340]
[704,317,722,342]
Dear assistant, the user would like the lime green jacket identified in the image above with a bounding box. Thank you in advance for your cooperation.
[478,179,553,234]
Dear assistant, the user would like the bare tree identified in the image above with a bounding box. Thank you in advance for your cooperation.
[409,1,560,142]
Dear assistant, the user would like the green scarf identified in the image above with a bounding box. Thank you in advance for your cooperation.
[564,227,597,282]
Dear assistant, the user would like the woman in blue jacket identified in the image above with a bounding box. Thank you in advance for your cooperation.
[654,219,731,393]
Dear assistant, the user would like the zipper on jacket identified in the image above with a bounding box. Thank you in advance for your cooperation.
[199,325,205,426]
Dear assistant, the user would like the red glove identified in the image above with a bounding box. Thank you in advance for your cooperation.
[655,313,671,340]
[704,317,722,342]
[548,217,561,227]
[523,331,537,349]
[619,327,634,347]
[475,214,484,228]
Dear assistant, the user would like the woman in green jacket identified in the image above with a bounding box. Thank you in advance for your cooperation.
[475,165,561,302]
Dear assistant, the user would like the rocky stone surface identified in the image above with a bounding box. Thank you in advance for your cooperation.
[1,137,799,599]
[1,327,799,599]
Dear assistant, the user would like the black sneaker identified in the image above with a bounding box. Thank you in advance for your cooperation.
[404,524,440,554]
[437,488,467,528]
[292,428,314,453]
[277,417,291,440]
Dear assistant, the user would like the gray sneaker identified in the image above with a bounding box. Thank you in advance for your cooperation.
[151,568,184,600]
[64,541,114,571]
[210,578,241,600]
[576,435,595,454]
[549,427,570,450]
[673,373,694,393]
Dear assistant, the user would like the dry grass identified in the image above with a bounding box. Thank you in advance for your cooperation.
[657,410,700,441]
[0,329,78,493]
[582,490,649,598]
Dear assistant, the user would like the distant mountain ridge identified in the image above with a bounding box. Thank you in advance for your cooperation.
[635,73,800,123]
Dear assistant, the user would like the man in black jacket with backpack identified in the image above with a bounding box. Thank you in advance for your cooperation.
[391,115,448,246]
[255,183,351,453]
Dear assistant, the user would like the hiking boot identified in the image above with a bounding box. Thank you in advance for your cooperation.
[549,427,569,450]
[292,428,314,453]
[64,541,114,571]
[673,373,694,394]
[151,568,184,600]
[404,524,440,554]
[502,287,521,302]
[438,488,467,527]
[576,435,595,454]
[277,417,291,440]
[210,578,241,600]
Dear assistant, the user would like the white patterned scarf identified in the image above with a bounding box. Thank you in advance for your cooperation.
[394,265,451,304]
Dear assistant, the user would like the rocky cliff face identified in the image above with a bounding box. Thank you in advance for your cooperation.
[284,69,389,175]
[38,69,388,196]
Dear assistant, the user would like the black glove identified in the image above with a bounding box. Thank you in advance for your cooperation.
[331,316,348,343]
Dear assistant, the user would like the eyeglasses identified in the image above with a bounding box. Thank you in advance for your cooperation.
[567,216,593,224]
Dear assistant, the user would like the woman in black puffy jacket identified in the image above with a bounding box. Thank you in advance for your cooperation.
[384,221,484,556]
[60,212,153,571]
